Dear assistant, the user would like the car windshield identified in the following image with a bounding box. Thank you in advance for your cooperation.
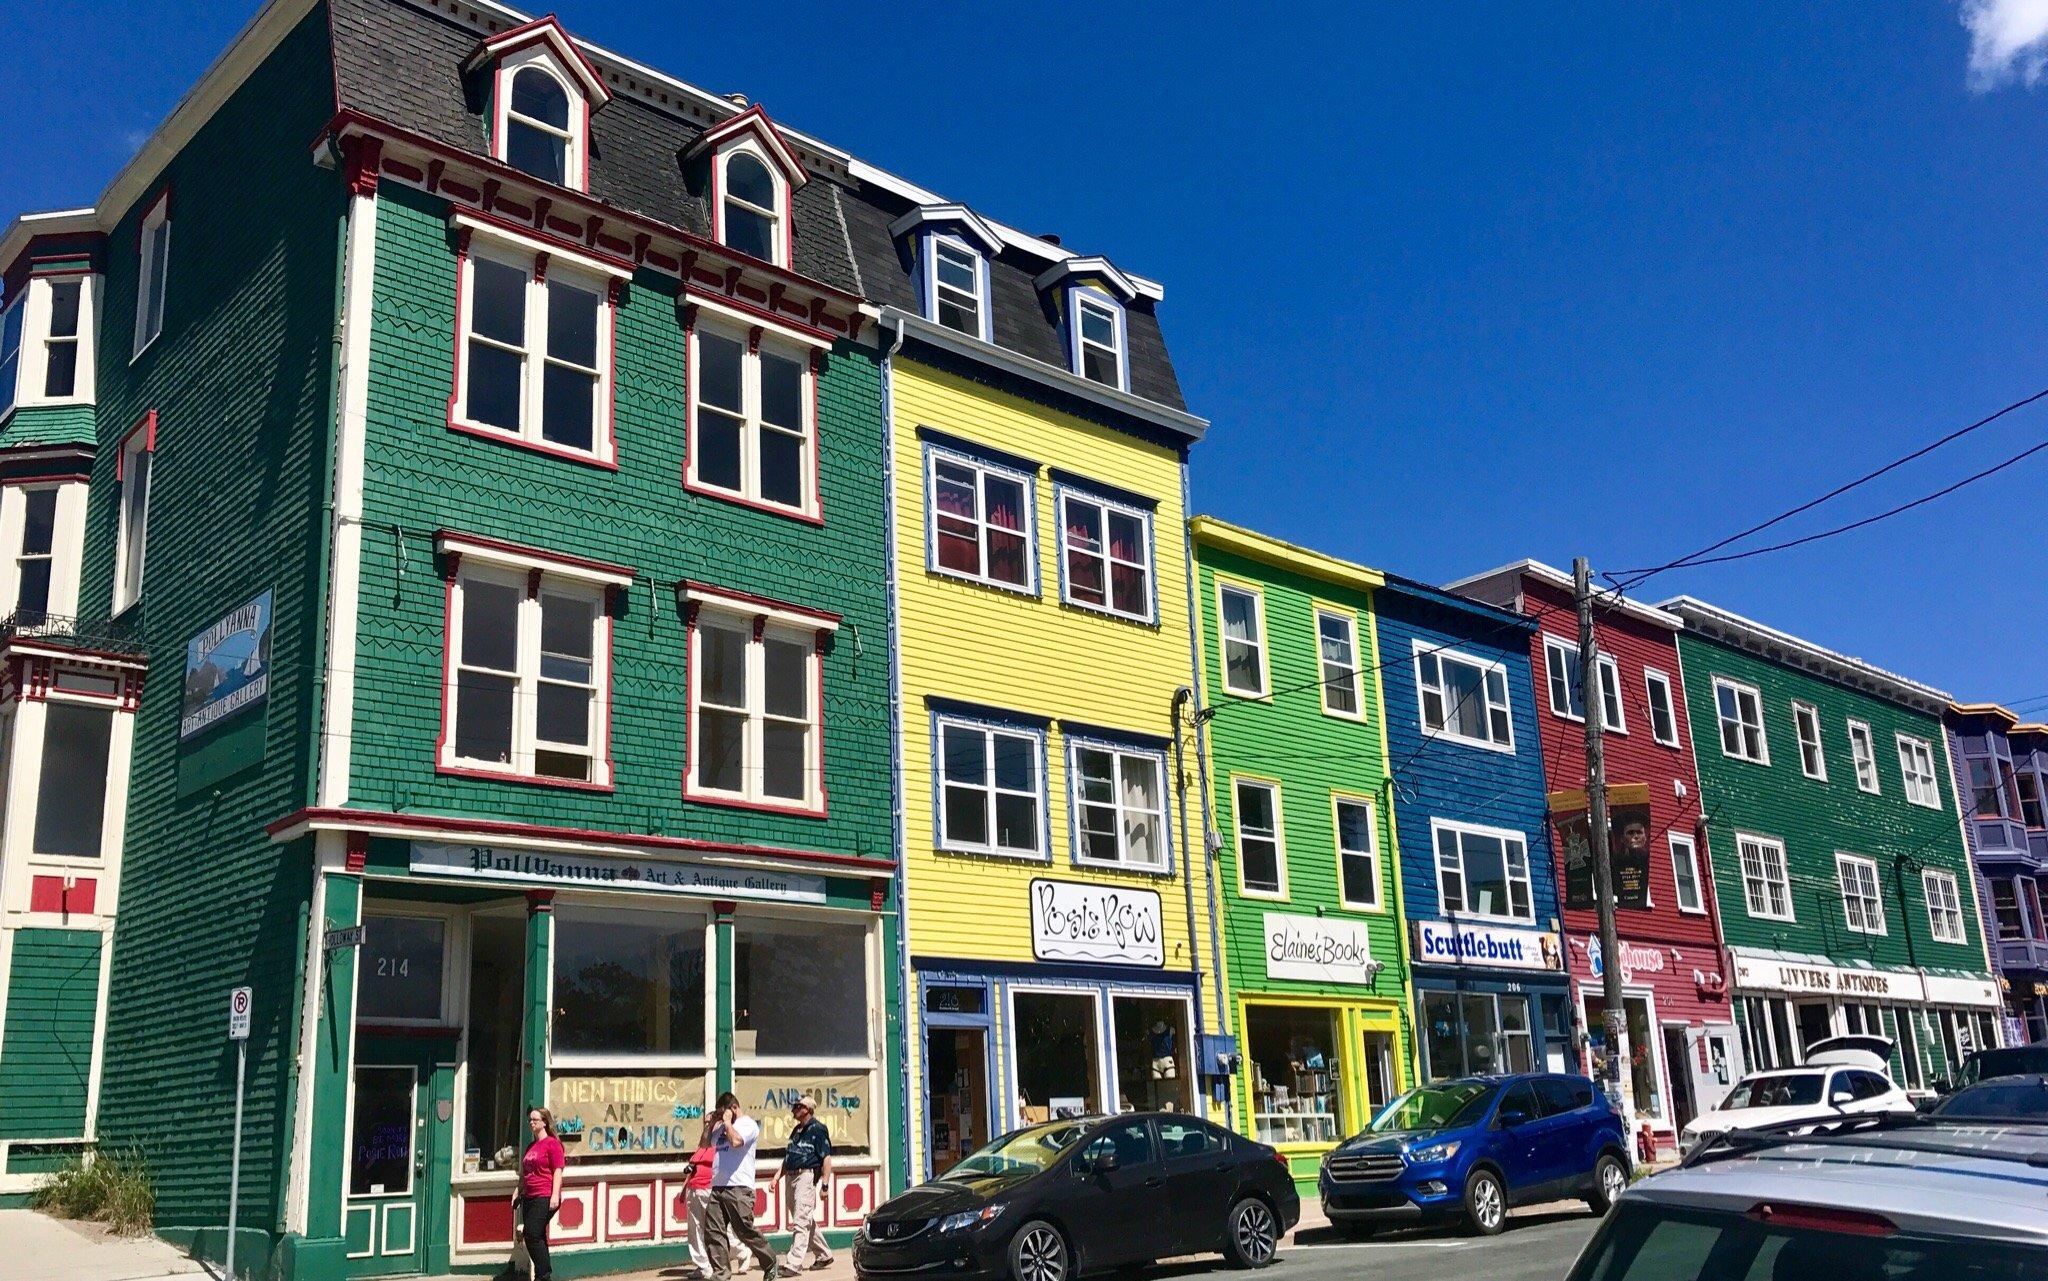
[1934,1080,2048,1121]
[1568,1201,2048,1281]
[943,1120,1093,1179]
[1370,1082,1498,1134]
[1959,1048,2048,1087]
[1719,1074,1823,1110]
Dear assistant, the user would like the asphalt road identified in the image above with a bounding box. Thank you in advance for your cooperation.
[1148,1206,1604,1281]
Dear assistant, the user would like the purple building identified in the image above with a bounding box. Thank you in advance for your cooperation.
[1949,703,2048,1043]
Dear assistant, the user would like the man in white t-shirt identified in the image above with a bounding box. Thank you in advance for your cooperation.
[706,1091,779,1281]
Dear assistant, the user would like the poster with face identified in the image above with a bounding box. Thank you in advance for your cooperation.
[1554,793,1652,911]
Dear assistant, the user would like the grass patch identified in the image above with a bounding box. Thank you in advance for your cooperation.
[31,1148,154,1235]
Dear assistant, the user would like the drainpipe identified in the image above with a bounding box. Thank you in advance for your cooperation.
[1172,686,1209,1107]
[879,314,913,1187]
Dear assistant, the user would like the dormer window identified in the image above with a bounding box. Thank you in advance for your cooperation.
[721,151,782,264]
[684,106,808,270]
[931,241,986,338]
[889,204,1003,343]
[466,16,610,194]
[1035,256,1139,392]
[1073,292,1124,387]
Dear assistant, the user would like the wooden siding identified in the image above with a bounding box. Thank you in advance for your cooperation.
[0,930,103,1142]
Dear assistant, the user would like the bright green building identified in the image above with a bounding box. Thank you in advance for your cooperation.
[1663,597,1999,1089]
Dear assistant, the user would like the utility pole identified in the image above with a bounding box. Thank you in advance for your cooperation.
[1576,558,1628,1124]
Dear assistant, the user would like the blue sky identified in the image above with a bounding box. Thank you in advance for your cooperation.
[3,1,2046,704]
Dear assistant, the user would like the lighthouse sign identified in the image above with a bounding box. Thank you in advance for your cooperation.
[182,590,273,739]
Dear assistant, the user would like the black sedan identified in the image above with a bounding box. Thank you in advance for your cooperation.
[854,1113,1300,1281]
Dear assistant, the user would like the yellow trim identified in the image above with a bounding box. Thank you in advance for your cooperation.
[1191,515,1386,593]
[1362,587,1416,1081]
[1227,771,1290,902]
[1212,572,1272,701]
[1233,991,1411,1156]
[1308,597,1370,723]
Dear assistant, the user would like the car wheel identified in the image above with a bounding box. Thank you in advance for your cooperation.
[1009,1221,1069,1281]
[1462,1169,1506,1236]
[1587,1154,1628,1214]
[1224,1197,1280,1269]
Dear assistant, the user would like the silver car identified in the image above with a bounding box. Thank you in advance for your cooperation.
[1564,1112,2048,1280]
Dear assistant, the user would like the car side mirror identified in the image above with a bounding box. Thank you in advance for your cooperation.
[1088,1150,1118,1174]
[1497,1108,1530,1129]
[1932,1079,1953,1096]
[1829,1090,1853,1107]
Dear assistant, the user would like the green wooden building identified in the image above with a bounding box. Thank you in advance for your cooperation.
[1662,597,1999,1089]
[1189,518,1410,1190]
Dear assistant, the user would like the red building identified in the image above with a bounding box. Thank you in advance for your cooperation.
[1450,561,1737,1156]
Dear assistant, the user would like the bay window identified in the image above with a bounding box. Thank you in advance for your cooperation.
[936,714,1045,857]
[689,317,818,517]
[1057,486,1152,622]
[0,299,19,414]
[1070,738,1168,871]
[1417,642,1513,750]
[2,483,81,623]
[927,449,1033,591]
[686,587,833,813]
[35,700,115,859]
[1433,819,1532,922]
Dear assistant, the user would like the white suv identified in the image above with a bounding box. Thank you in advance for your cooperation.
[1677,1034,1913,1157]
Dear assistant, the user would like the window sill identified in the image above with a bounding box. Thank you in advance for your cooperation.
[1721,751,1771,768]
[436,761,616,793]
[1221,686,1270,703]
[934,843,1052,864]
[1337,900,1388,915]
[1319,705,1368,724]
[1058,596,1158,629]
[682,783,828,819]
[683,478,823,526]
[1069,856,1174,878]
[1421,728,1516,756]
[926,563,1040,600]
[1653,738,1683,750]
[448,417,619,471]
[1239,886,1289,902]
[1745,909,1797,924]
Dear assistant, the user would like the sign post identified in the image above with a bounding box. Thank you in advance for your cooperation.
[225,987,252,1278]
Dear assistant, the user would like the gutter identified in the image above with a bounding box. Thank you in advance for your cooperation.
[879,313,916,1184]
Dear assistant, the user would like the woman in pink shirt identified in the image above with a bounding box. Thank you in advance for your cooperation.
[517,1108,567,1280]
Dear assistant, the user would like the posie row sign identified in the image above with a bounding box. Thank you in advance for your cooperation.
[1030,878,1163,967]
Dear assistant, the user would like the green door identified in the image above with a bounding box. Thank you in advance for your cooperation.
[345,1038,456,1276]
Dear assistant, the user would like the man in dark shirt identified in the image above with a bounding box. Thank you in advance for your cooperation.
[780,1096,835,1271]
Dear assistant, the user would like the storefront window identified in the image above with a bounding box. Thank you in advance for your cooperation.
[1110,995,1191,1113]
[464,912,526,1169]
[735,1070,871,1156]
[734,914,870,1058]
[1245,1004,1342,1145]
[1420,990,1531,1080]
[1584,995,1662,1119]
[553,906,707,1056]
[1886,1006,1925,1088]
[1794,1002,1832,1056]
[360,913,447,1023]
[549,1070,709,1162]
[1013,990,1101,1121]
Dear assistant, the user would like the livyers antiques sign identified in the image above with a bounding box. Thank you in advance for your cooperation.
[1413,919,1562,971]
[1732,954,1917,1001]
[411,843,827,904]
[549,1074,708,1157]
[1264,913,1382,986]
[1030,878,1164,967]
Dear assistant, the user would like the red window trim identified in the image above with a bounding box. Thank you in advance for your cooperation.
[680,310,825,526]
[133,187,172,251]
[681,587,831,819]
[488,54,595,196]
[115,410,157,480]
[708,143,796,272]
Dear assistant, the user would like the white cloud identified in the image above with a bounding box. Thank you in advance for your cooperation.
[1962,0,2048,90]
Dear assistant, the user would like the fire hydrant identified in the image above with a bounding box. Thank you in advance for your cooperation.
[1636,1122,1657,1164]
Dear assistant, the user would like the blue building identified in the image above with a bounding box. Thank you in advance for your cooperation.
[1375,575,1572,1080]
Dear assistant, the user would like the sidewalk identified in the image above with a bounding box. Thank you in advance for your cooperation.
[0,1210,206,1281]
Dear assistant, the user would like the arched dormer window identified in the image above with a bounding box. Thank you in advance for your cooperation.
[684,106,808,269]
[721,151,782,264]
[464,16,611,193]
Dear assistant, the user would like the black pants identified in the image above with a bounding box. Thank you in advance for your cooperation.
[520,1198,557,1280]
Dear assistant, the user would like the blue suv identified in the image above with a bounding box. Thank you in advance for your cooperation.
[1317,1073,1630,1237]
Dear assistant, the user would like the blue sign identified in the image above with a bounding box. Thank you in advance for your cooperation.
[181,590,272,739]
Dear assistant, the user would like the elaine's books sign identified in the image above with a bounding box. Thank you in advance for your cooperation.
[1030,878,1164,967]
[181,590,272,739]
[1412,919,1561,971]
[1264,913,1381,986]
[411,843,827,904]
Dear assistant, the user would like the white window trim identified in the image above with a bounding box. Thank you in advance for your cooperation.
[1217,581,1269,699]
[1068,287,1128,391]
[0,481,86,621]
[1668,831,1706,915]
[933,713,1047,861]
[1066,736,1171,874]
[1414,639,1516,754]
[1543,637,1621,730]
[438,547,617,787]
[1792,700,1828,782]
[715,139,789,268]
[1333,793,1384,913]
[924,445,1039,595]
[924,234,992,343]
[1598,654,1626,734]
[683,587,837,814]
[132,191,170,359]
[1231,776,1287,900]
[5,274,97,413]
[1643,667,1680,748]
[1924,868,1966,945]
[1897,733,1943,810]
[1848,719,1880,794]
[686,314,819,519]
[111,418,154,616]
[451,221,621,464]
[1431,816,1536,926]
[1737,831,1796,923]
[493,47,590,191]
[1314,606,1366,722]
[1054,486,1155,625]
[1714,676,1770,766]
[1835,851,1887,936]
[1543,635,1582,721]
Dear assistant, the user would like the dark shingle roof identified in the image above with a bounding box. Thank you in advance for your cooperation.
[328,0,1180,411]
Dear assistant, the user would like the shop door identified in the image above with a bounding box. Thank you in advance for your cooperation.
[927,1028,990,1176]
[345,1039,455,1276]
[1359,1030,1396,1123]
[1662,1026,1698,1134]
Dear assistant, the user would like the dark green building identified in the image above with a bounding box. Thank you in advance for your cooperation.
[1662,597,1999,1090]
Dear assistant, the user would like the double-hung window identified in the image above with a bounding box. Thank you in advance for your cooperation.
[0,299,21,415]
[1737,833,1793,921]
[1897,734,1942,809]
[1714,677,1768,764]
[1847,719,1880,793]
[930,239,987,339]
[441,538,622,786]
[1416,643,1513,750]
[12,487,58,621]
[1058,488,1152,622]
[1433,820,1532,921]
[1335,796,1381,909]
[1793,701,1827,781]
[112,416,154,614]
[719,150,786,266]
[133,191,170,356]
[1836,853,1885,935]
[1072,291,1125,389]
[1232,779,1284,896]
[690,318,817,517]
[928,449,1033,590]
[454,229,619,463]
[502,65,575,186]
[41,280,82,399]
[1541,637,1621,729]
[1070,739,1167,871]
[1669,832,1705,914]
[1992,879,2025,940]
[1924,869,1966,945]
[1644,668,1679,746]
[0,275,94,418]
[1218,584,1267,697]
[1316,609,1363,718]
[687,589,833,813]
[936,716,1044,857]
[2019,770,2046,829]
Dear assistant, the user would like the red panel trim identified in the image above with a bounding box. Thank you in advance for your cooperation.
[435,530,635,582]
[29,875,96,916]
[462,1194,517,1246]
[115,410,158,480]
[453,205,636,274]
[679,580,841,625]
